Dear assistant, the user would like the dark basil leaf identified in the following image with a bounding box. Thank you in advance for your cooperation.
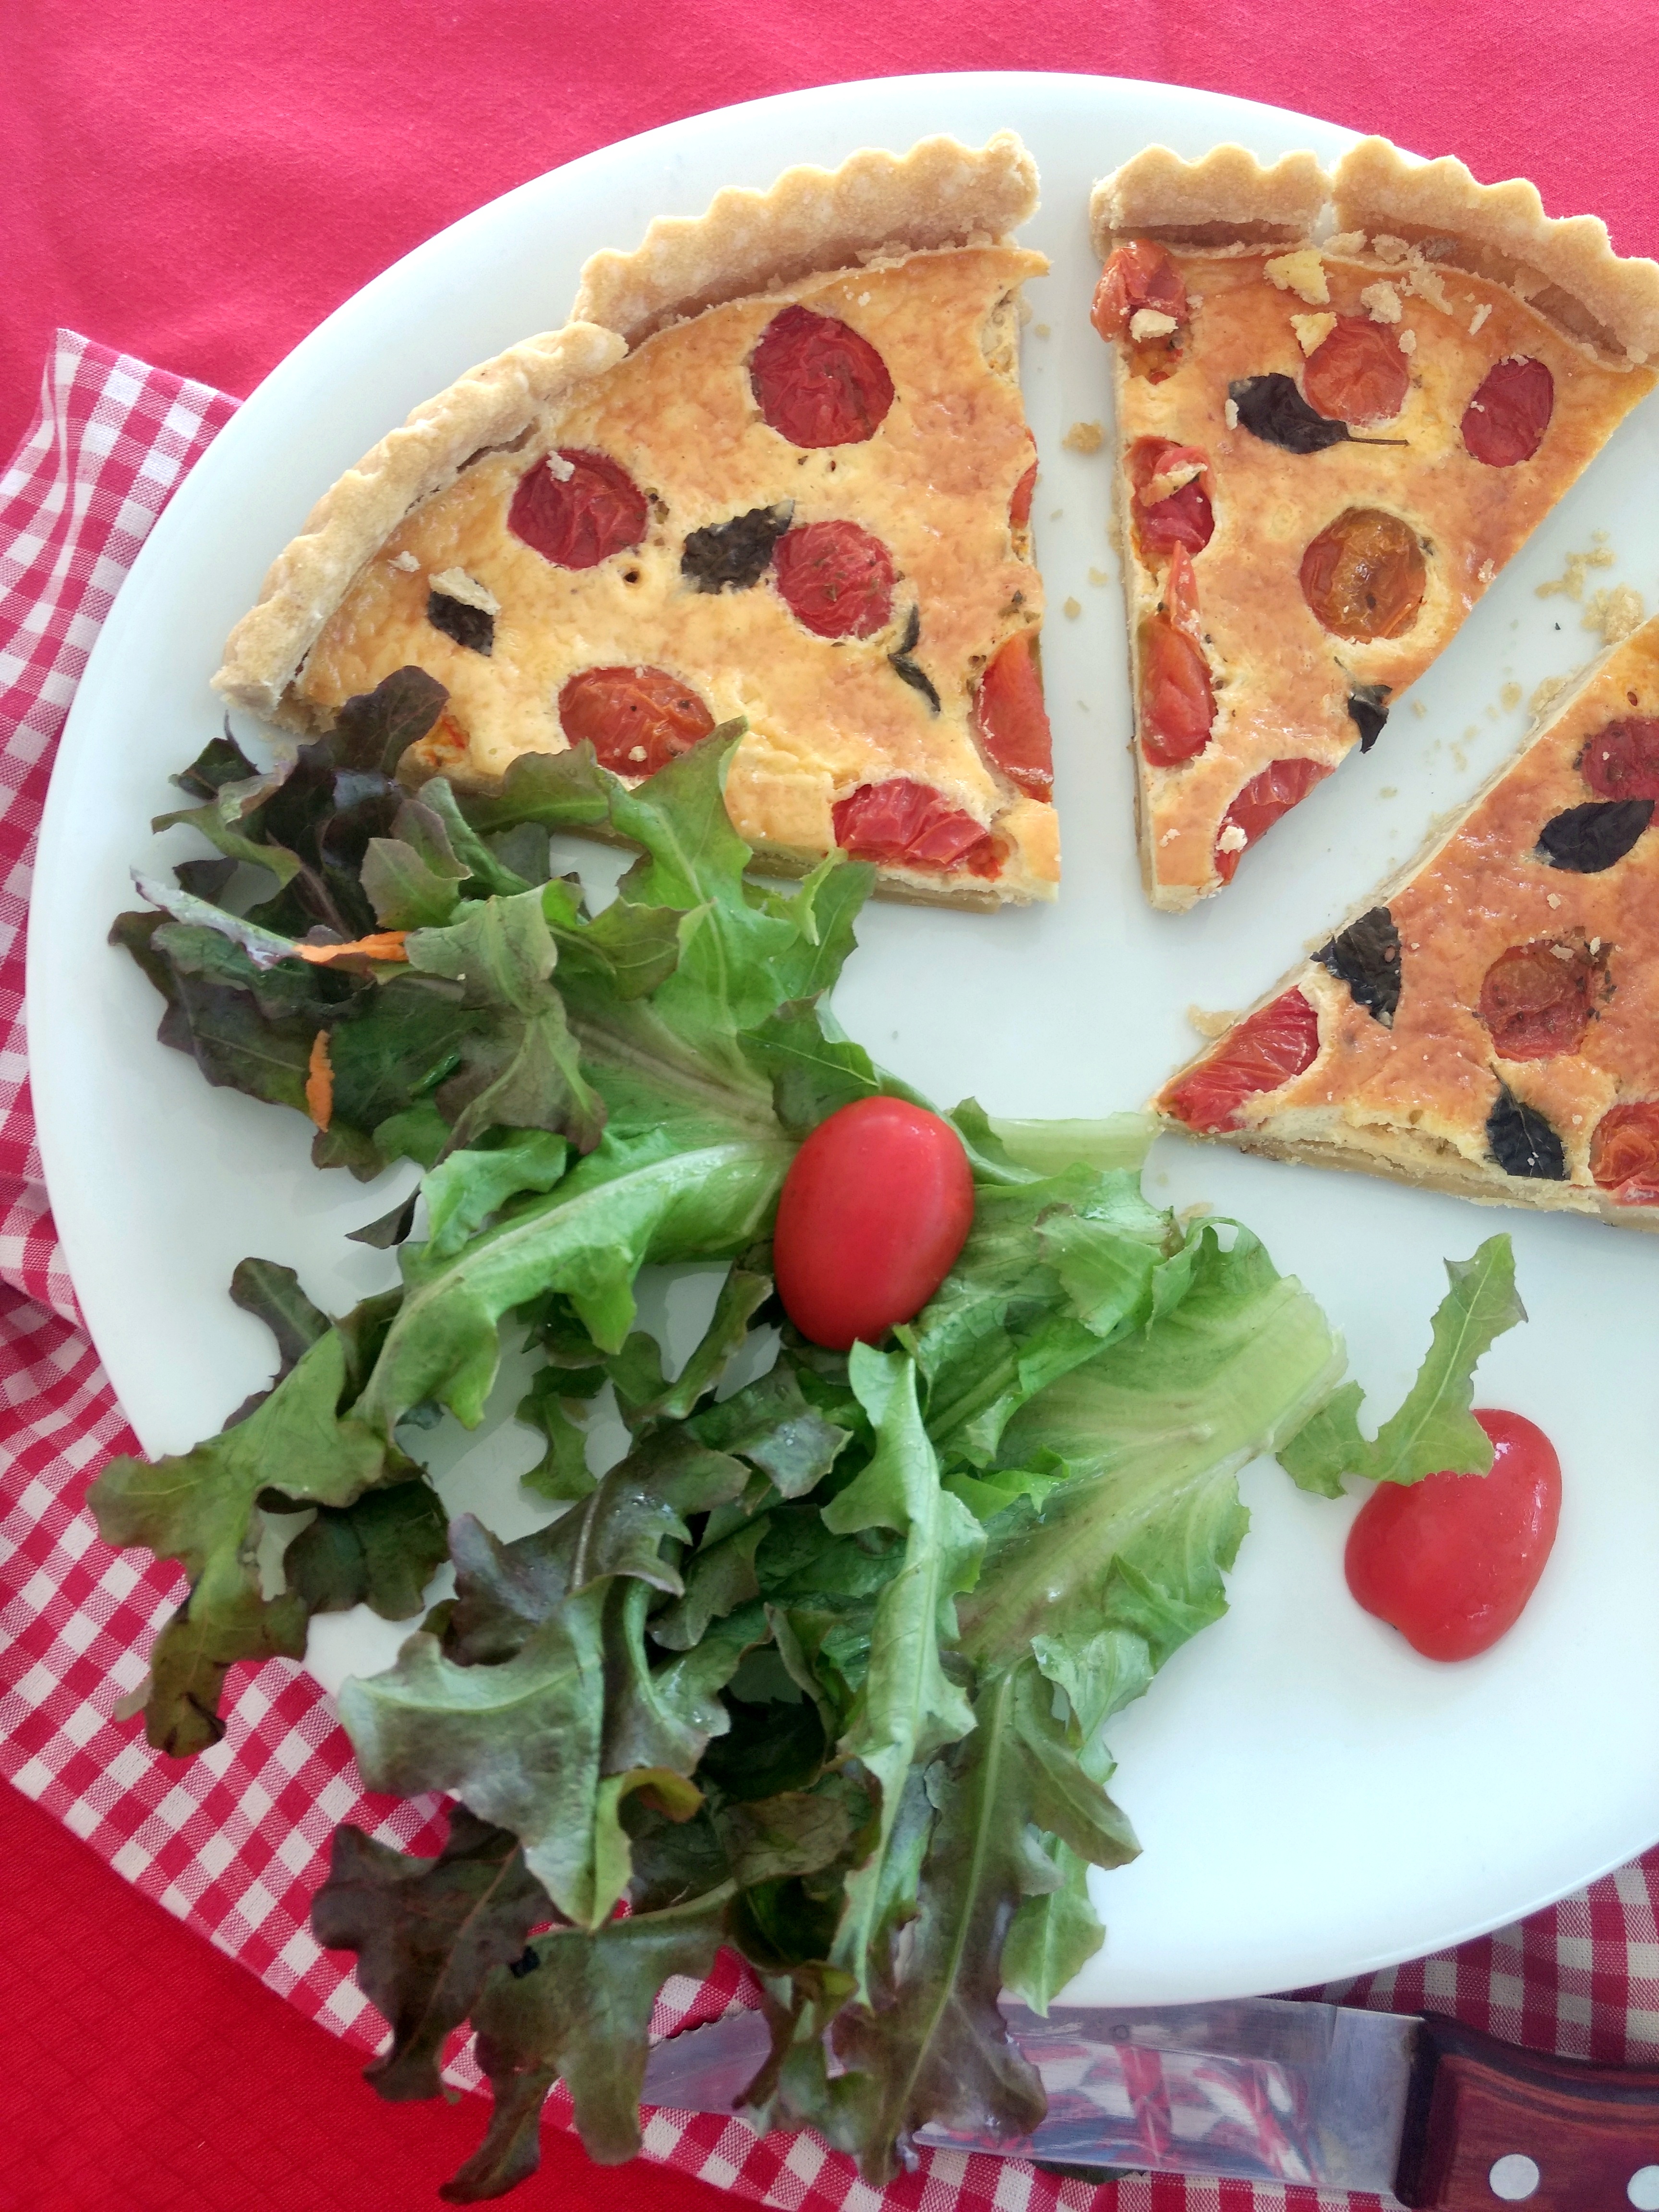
[890,607,941,717]
[1346,683,1391,753]
[1537,798,1653,874]
[681,503,793,592]
[1316,905,1401,1024]
[427,590,495,657]
[1487,1086,1566,1180]
[1230,375,1353,453]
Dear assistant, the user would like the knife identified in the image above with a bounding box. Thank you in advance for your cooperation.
[640,1996,1659,2207]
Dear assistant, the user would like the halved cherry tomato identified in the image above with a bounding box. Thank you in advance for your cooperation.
[558,666,715,775]
[1090,240,1189,339]
[773,1096,976,1349]
[1139,614,1214,767]
[772,521,895,638]
[1345,1410,1562,1661]
[508,449,647,568]
[1300,507,1427,641]
[1581,717,1659,800]
[1010,435,1038,530]
[1462,357,1554,467]
[1478,939,1598,1060]
[1213,757,1332,882]
[1589,1100,1659,1203]
[973,633,1053,801]
[750,305,895,448]
[1301,316,1409,425]
[1129,437,1214,557]
[1162,988,1321,1132]
[831,780,1000,877]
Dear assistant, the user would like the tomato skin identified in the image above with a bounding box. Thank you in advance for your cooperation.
[558,666,715,775]
[1010,437,1038,530]
[1162,988,1321,1132]
[750,305,895,448]
[772,520,895,638]
[773,1097,976,1350]
[1091,240,1188,340]
[974,633,1054,801]
[1345,1410,1562,1661]
[1581,717,1659,800]
[1590,1100,1659,1203]
[1139,614,1215,767]
[831,779,1001,877]
[508,449,647,568]
[1214,757,1331,882]
[1129,437,1214,558]
[1302,316,1409,425]
[1462,356,1554,467]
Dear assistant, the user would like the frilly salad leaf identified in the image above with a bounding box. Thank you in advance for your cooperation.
[1278,1236,1524,1495]
[101,682,1534,2195]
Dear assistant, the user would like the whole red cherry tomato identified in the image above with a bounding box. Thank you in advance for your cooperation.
[1462,357,1554,467]
[558,666,715,775]
[1344,1410,1562,1661]
[750,305,895,448]
[772,520,896,638]
[1301,316,1409,426]
[773,1097,975,1350]
[508,449,647,568]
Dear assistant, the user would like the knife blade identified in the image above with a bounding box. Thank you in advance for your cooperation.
[640,1997,1659,2207]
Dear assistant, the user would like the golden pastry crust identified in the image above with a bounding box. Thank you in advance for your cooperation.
[1334,137,1659,368]
[216,324,625,721]
[1090,144,1328,255]
[1155,616,1659,1230]
[1093,138,1658,911]
[575,131,1040,344]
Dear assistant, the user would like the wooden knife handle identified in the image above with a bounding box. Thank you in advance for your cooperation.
[1395,2011,1659,2210]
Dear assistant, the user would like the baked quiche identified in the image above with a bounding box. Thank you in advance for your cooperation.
[1156,613,1659,1229]
[1091,137,1659,910]
[215,135,1058,907]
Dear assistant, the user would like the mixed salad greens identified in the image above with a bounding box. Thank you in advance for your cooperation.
[94,671,1524,2198]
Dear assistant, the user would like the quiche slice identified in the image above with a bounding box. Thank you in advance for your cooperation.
[215,135,1058,907]
[1090,137,1659,911]
[1155,613,1659,1229]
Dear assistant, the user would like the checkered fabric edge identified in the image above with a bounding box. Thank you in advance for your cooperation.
[2,331,1659,2212]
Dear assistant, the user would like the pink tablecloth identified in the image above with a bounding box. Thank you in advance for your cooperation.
[3,8,1659,2207]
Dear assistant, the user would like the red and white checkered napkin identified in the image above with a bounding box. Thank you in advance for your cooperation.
[4,331,1659,2212]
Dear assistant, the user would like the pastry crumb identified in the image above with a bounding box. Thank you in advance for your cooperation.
[1469,301,1492,336]
[1224,396,1240,429]
[1359,281,1403,324]
[1186,1007,1237,1039]
[1049,507,1064,520]
[1063,420,1105,454]
[1379,785,1398,798]
[1404,252,1453,312]
[1478,558,1495,584]
[1397,327,1418,355]
[429,567,501,616]
[1501,681,1523,710]
[388,550,420,573]
[1063,596,1082,619]
[1264,248,1328,304]
[1034,322,1051,337]
[1215,824,1248,854]
[1178,1201,1214,1227]
[1411,699,1427,717]
[1325,229,1367,258]
[1087,566,1111,587]
[1530,672,1578,717]
[1547,892,1563,909]
[1291,312,1337,356]
[1370,233,1410,266]
[1583,584,1645,645]
[544,451,575,481]
[1537,545,1615,602]
[1130,308,1178,341]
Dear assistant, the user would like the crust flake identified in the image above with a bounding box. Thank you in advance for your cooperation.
[1333,136,1659,366]
[575,132,1040,346]
[1089,144,1329,258]
[214,323,625,718]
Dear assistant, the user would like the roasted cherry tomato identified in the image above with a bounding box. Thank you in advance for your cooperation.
[1478,939,1599,1060]
[1589,1100,1659,1203]
[1301,316,1410,425]
[1345,1410,1562,1661]
[1139,560,1215,769]
[1090,240,1189,339]
[1462,356,1554,467]
[772,520,895,638]
[1129,437,1214,557]
[773,1096,976,1350]
[973,633,1054,801]
[1162,989,1321,1132]
[750,305,895,448]
[558,666,715,775]
[1581,716,1659,800]
[1300,507,1427,641]
[1010,435,1038,530]
[1213,757,1332,882]
[508,449,647,568]
[831,779,1000,877]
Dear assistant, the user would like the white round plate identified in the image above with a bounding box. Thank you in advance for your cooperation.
[29,72,1659,2007]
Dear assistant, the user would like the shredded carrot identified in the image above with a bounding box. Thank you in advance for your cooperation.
[305,1031,335,1132]
[294,931,409,966]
